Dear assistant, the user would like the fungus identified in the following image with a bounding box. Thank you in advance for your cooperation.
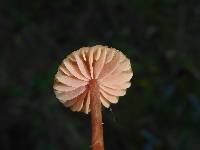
[53,45,133,150]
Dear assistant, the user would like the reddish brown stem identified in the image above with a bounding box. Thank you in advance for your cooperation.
[90,80,104,150]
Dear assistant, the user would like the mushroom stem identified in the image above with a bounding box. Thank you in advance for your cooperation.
[90,80,104,150]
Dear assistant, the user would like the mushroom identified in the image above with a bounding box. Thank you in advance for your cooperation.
[53,45,133,150]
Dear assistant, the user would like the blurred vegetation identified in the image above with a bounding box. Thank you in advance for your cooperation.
[0,0,200,150]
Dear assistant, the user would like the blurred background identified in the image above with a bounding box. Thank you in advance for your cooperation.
[1,0,200,150]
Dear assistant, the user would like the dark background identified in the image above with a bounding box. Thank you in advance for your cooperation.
[1,0,200,150]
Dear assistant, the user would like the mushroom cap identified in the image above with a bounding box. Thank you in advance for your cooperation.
[53,45,133,114]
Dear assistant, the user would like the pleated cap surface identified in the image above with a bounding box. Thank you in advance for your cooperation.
[53,45,133,114]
